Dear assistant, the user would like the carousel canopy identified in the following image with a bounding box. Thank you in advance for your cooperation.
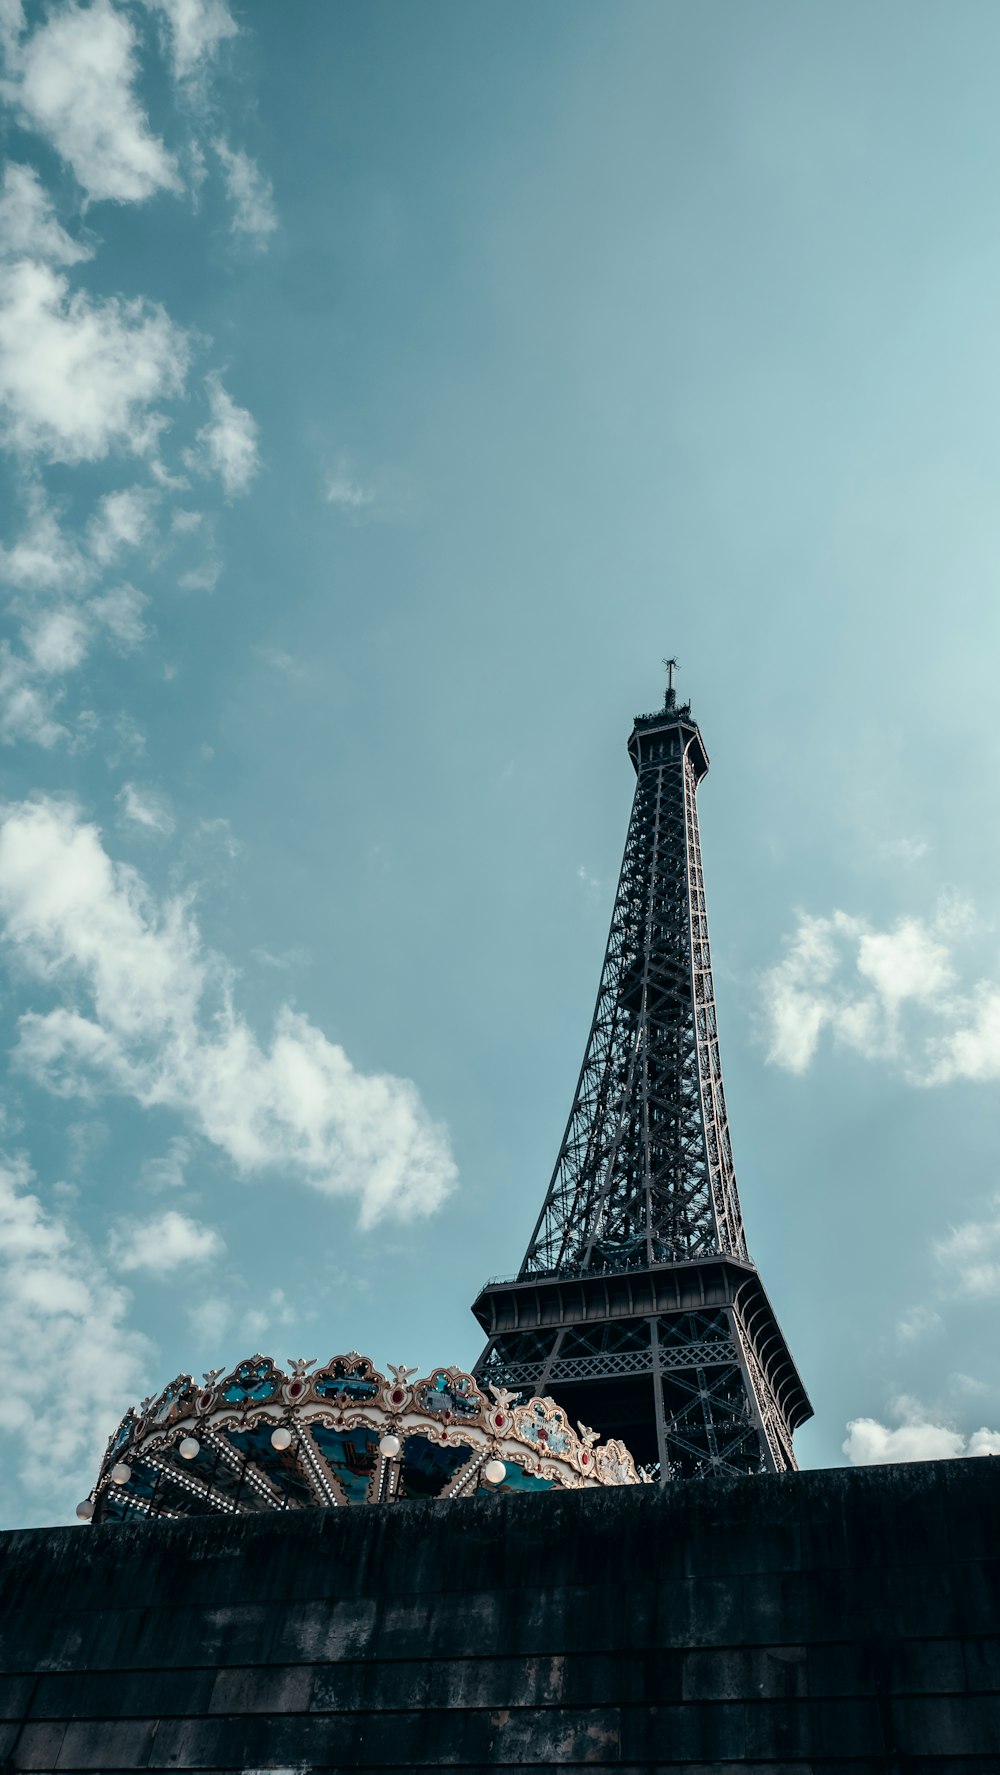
[79,1353,643,1522]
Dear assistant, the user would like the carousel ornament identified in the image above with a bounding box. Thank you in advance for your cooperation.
[82,1353,643,1523]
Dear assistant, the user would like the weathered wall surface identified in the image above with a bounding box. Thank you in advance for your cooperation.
[0,1458,996,1772]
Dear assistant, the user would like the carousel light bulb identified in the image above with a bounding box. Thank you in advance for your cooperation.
[484,1459,507,1486]
[178,1436,200,1460]
[110,1462,131,1485]
[75,1498,95,1521]
[378,1433,401,1459]
[270,1426,292,1451]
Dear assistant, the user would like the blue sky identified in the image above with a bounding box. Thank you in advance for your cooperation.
[1,0,1000,1526]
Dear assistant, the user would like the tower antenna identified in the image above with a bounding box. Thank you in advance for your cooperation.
[663,655,679,709]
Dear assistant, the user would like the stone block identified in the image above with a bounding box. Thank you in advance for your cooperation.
[963,1635,1000,1691]
[681,1643,808,1701]
[0,1674,32,1720]
[621,1698,746,1761]
[270,1594,379,1663]
[892,1693,1000,1757]
[744,1695,883,1760]
[5,1719,67,1770]
[653,1575,743,1648]
[52,1716,159,1770]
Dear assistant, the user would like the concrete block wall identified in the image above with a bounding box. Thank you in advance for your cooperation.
[0,1458,996,1771]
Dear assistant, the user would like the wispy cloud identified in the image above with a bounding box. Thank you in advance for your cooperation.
[0,798,457,1226]
[144,0,238,86]
[325,462,374,513]
[117,781,175,836]
[878,835,929,866]
[895,1303,943,1344]
[0,1150,151,1522]
[187,371,259,496]
[933,1194,1000,1298]
[213,138,277,246]
[0,162,91,265]
[137,1135,190,1192]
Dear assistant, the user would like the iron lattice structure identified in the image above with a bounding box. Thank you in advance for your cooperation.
[472,674,811,1479]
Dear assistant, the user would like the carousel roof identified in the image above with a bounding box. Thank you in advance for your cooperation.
[79,1353,644,1522]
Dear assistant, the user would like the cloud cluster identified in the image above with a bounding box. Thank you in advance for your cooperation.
[934,1194,1000,1298]
[0,1151,151,1523]
[844,1398,1000,1465]
[0,254,188,466]
[0,799,457,1226]
[0,484,153,747]
[0,127,258,751]
[110,1206,224,1273]
[4,0,180,203]
[760,897,1000,1084]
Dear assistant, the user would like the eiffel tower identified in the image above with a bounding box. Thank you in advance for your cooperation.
[472,665,811,1479]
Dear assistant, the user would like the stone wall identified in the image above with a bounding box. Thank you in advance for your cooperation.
[0,1457,996,1771]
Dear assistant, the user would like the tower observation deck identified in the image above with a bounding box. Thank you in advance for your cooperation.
[472,667,811,1479]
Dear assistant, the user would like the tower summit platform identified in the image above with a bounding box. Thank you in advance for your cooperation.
[472,665,811,1476]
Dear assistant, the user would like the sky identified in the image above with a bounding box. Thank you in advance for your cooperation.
[0,0,999,1526]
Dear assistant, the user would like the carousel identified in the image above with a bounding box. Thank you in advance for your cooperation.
[78,1352,643,1521]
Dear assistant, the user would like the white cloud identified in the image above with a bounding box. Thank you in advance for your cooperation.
[255,645,306,680]
[0,0,25,58]
[934,1194,1000,1297]
[138,1135,190,1192]
[325,463,373,512]
[110,1206,223,1273]
[187,372,258,495]
[895,1303,943,1343]
[878,835,929,866]
[145,0,238,84]
[0,642,67,747]
[925,987,1000,1085]
[0,490,87,593]
[189,1292,231,1344]
[0,583,148,754]
[87,486,157,566]
[0,582,150,753]
[88,582,149,650]
[844,1398,1000,1465]
[0,798,457,1227]
[0,1151,151,1523]
[187,1283,295,1350]
[6,0,180,204]
[0,162,91,265]
[0,484,153,597]
[761,898,1000,1085]
[855,918,954,1011]
[213,138,277,245]
[118,781,175,836]
[0,259,188,462]
[23,605,90,675]
[178,559,220,593]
